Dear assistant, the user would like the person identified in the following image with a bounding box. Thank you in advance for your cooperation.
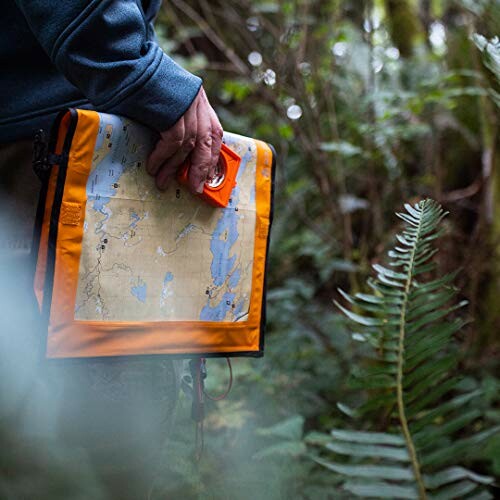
[0,1,222,498]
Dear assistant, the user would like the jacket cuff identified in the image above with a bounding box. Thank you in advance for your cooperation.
[107,52,202,132]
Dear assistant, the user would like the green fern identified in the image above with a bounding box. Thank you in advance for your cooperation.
[311,200,498,499]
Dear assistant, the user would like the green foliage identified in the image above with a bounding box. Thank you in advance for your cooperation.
[312,200,497,499]
[473,35,500,81]
[153,2,500,497]
[473,34,500,106]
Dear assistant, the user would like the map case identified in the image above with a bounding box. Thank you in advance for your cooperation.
[33,109,274,359]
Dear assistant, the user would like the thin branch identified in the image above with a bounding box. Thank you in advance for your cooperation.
[440,178,483,203]
[169,0,250,76]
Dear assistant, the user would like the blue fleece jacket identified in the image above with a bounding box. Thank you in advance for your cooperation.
[0,1,202,143]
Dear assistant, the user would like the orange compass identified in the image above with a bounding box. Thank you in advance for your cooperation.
[177,143,241,208]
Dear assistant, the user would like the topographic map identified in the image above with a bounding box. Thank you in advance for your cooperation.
[74,113,257,322]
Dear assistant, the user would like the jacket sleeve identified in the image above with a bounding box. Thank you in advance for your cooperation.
[14,0,202,131]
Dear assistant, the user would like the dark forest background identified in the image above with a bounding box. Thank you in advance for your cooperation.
[153,0,500,498]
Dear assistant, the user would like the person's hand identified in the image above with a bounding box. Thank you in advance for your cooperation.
[146,87,223,193]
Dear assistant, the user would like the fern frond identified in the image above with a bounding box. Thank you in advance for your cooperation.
[315,200,495,499]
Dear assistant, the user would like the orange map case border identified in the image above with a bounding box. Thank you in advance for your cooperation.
[33,109,275,360]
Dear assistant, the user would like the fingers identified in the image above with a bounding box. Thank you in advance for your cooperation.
[155,163,178,190]
[154,107,198,190]
[208,108,223,180]
[146,86,224,196]
[189,102,213,193]
[147,117,185,176]
[155,140,194,190]
[146,90,199,176]
[188,90,224,192]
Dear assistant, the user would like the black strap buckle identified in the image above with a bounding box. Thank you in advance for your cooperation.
[32,129,66,180]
